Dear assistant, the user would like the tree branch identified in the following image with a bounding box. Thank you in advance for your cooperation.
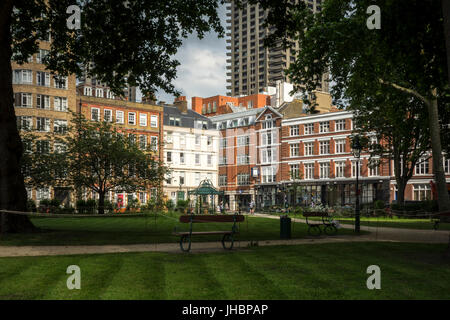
[379,79,429,106]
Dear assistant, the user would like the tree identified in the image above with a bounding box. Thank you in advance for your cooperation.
[67,113,166,214]
[0,0,223,232]
[255,0,450,211]
[23,113,167,215]
[352,89,431,205]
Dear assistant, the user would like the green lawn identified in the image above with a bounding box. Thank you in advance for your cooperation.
[269,212,449,230]
[0,242,449,299]
[0,213,361,246]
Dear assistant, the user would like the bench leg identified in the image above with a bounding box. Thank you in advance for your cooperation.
[222,234,234,250]
[307,225,322,236]
[324,224,337,236]
[180,235,192,252]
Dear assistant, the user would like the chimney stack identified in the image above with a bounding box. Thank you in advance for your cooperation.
[174,96,188,114]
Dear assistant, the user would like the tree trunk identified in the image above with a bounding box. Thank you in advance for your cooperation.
[428,92,450,213]
[396,179,406,207]
[443,0,450,84]
[0,1,36,233]
[98,191,105,215]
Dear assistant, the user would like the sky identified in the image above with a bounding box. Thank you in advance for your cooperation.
[150,4,228,108]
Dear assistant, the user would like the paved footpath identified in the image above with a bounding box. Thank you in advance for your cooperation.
[0,213,448,257]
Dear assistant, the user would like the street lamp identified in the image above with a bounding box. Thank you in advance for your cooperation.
[352,135,362,233]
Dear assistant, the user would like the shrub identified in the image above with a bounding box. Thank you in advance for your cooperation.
[26,199,37,212]
[126,198,139,211]
[76,199,86,214]
[176,199,189,210]
[374,200,385,210]
[165,199,175,211]
[86,199,97,214]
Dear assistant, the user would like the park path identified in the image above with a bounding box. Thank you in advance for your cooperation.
[0,213,448,258]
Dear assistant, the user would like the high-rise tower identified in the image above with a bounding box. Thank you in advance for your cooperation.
[225,0,328,97]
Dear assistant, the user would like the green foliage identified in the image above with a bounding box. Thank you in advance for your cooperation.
[176,199,189,210]
[165,199,175,211]
[127,198,140,211]
[391,200,439,214]
[9,0,224,97]
[374,200,386,210]
[26,199,37,212]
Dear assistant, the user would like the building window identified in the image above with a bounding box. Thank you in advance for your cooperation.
[36,71,50,86]
[290,125,299,136]
[261,132,272,146]
[207,155,213,166]
[304,163,314,180]
[169,117,180,126]
[290,164,300,179]
[36,117,50,132]
[116,110,124,124]
[304,142,314,156]
[95,88,103,98]
[319,162,330,179]
[290,143,299,157]
[304,123,314,135]
[36,95,50,110]
[54,97,67,112]
[213,102,217,112]
[128,112,136,125]
[335,119,346,131]
[17,116,33,130]
[36,140,50,154]
[180,152,185,164]
[54,76,67,89]
[36,187,51,200]
[237,154,250,165]
[237,135,250,146]
[91,108,100,121]
[139,135,147,149]
[335,139,346,154]
[167,152,172,163]
[219,156,227,165]
[237,173,250,185]
[220,138,227,148]
[139,114,148,127]
[219,175,227,186]
[104,109,113,122]
[319,141,330,155]
[36,49,49,63]
[150,115,158,127]
[13,69,33,84]
[415,159,429,175]
[195,172,201,185]
[84,86,92,96]
[369,164,379,177]
[262,115,273,129]
[413,184,431,201]
[150,136,158,151]
[54,119,67,134]
[444,157,450,174]
[139,192,147,204]
[195,154,200,165]
[261,148,275,164]
[335,161,346,178]
[15,93,32,108]
[319,121,330,133]
[195,135,201,145]
[352,161,362,177]
[262,166,276,183]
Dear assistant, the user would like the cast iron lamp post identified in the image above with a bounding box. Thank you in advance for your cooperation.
[352,135,362,233]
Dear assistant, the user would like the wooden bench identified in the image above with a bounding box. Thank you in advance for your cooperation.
[432,211,450,230]
[173,214,245,252]
[303,212,338,236]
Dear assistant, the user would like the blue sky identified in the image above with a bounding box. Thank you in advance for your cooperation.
[152,4,227,107]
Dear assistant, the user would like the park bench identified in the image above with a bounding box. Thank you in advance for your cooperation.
[173,214,245,252]
[303,212,338,236]
[432,211,450,230]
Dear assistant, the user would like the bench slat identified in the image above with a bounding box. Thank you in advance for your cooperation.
[173,231,239,236]
[303,212,329,217]
[179,215,245,223]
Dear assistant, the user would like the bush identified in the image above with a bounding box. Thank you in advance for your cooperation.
[374,200,386,210]
[86,199,97,214]
[165,199,175,211]
[76,199,86,214]
[126,198,139,211]
[176,199,189,210]
[390,200,438,217]
[38,199,51,213]
[102,200,114,214]
[26,199,37,212]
